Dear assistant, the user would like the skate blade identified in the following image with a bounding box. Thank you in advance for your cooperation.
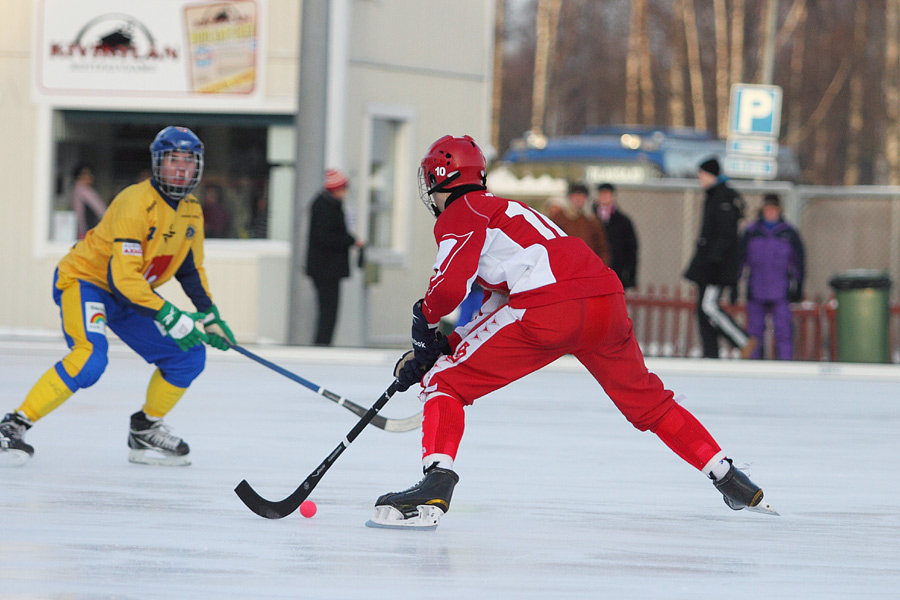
[365,504,443,530]
[0,449,30,467]
[128,449,191,466]
[746,501,780,516]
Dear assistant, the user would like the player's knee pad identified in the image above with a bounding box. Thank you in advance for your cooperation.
[156,344,206,388]
[62,347,109,390]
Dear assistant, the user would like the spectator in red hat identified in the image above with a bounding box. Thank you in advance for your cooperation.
[305,169,364,345]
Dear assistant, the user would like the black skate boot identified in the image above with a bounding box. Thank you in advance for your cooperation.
[712,459,778,515]
[366,464,460,530]
[0,412,34,467]
[128,411,191,466]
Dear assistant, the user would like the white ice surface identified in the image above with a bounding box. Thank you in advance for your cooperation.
[2,340,899,599]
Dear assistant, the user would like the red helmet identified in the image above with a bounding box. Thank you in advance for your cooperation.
[418,135,486,217]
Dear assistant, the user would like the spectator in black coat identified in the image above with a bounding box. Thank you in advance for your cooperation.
[595,183,638,289]
[305,169,363,346]
[684,158,756,359]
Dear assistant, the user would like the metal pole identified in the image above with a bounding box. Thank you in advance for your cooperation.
[288,1,330,345]
[760,0,778,84]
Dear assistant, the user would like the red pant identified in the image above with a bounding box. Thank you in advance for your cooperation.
[420,294,722,472]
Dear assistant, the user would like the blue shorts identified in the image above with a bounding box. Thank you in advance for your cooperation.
[52,270,205,391]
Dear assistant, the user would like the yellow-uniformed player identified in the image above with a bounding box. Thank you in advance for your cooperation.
[0,126,235,467]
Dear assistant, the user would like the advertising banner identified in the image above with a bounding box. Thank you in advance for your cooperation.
[34,0,263,104]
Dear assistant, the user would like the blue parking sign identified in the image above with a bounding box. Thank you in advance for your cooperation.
[729,84,782,137]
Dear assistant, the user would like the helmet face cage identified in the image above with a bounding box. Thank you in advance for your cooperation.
[150,126,204,200]
[417,164,440,218]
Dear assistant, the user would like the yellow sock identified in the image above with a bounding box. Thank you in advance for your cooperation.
[19,367,74,422]
[142,369,187,418]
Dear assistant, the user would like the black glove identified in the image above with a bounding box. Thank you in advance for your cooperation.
[411,299,443,364]
[788,279,802,303]
[393,351,427,392]
[400,299,454,392]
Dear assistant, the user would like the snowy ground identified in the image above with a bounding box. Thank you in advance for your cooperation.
[2,338,899,599]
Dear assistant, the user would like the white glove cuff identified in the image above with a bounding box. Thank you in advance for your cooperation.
[168,314,196,340]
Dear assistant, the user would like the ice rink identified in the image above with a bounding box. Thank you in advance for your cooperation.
[2,338,899,599]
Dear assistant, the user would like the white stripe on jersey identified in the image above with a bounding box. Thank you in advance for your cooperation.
[423,191,620,323]
[431,232,474,297]
[419,303,525,401]
[479,228,560,295]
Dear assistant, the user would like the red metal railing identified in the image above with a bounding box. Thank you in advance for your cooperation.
[627,286,900,362]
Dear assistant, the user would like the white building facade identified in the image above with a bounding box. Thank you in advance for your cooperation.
[0,0,495,346]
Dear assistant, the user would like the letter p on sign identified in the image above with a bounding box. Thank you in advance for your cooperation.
[729,84,782,138]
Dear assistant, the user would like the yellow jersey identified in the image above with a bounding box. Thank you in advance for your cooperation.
[57,179,214,316]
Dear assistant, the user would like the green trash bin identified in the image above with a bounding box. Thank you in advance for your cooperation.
[828,269,892,363]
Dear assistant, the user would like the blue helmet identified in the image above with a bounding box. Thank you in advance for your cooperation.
[150,126,204,200]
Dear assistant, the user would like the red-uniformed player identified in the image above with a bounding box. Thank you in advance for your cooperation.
[367,135,776,530]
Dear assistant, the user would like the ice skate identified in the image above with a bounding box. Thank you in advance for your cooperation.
[128,411,191,466]
[0,412,34,467]
[366,465,459,530]
[713,459,779,515]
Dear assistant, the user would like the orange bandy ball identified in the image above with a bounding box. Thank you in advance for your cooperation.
[300,500,317,518]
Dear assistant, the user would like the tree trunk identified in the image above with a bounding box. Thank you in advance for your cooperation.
[730,0,745,86]
[531,0,561,136]
[683,0,706,131]
[713,0,729,136]
[491,0,505,152]
[638,0,655,124]
[885,0,900,184]
[812,116,829,183]
[784,57,851,147]
[785,1,807,141]
[668,0,687,127]
[776,0,807,49]
[844,2,867,185]
[626,0,645,124]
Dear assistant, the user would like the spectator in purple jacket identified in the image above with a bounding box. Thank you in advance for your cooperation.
[739,194,806,360]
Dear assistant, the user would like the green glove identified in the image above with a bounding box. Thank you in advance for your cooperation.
[155,301,208,352]
[197,304,236,351]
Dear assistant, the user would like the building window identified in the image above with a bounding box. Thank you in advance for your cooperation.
[367,118,398,249]
[363,108,414,261]
[51,110,292,243]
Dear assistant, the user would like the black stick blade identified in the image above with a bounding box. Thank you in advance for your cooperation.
[234,380,400,520]
[234,479,309,519]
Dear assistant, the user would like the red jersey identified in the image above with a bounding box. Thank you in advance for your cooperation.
[421,190,623,324]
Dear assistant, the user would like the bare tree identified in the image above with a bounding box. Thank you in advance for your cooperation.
[638,0,655,124]
[844,2,867,185]
[784,57,851,147]
[713,0,729,136]
[682,0,706,131]
[730,0,745,86]
[668,0,687,127]
[785,1,807,141]
[625,0,645,124]
[886,0,900,185]
[531,0,561,137]
[811,114,829,183]
[495,0,900,184]
[776,0,807,49]
[491,0,506,152]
